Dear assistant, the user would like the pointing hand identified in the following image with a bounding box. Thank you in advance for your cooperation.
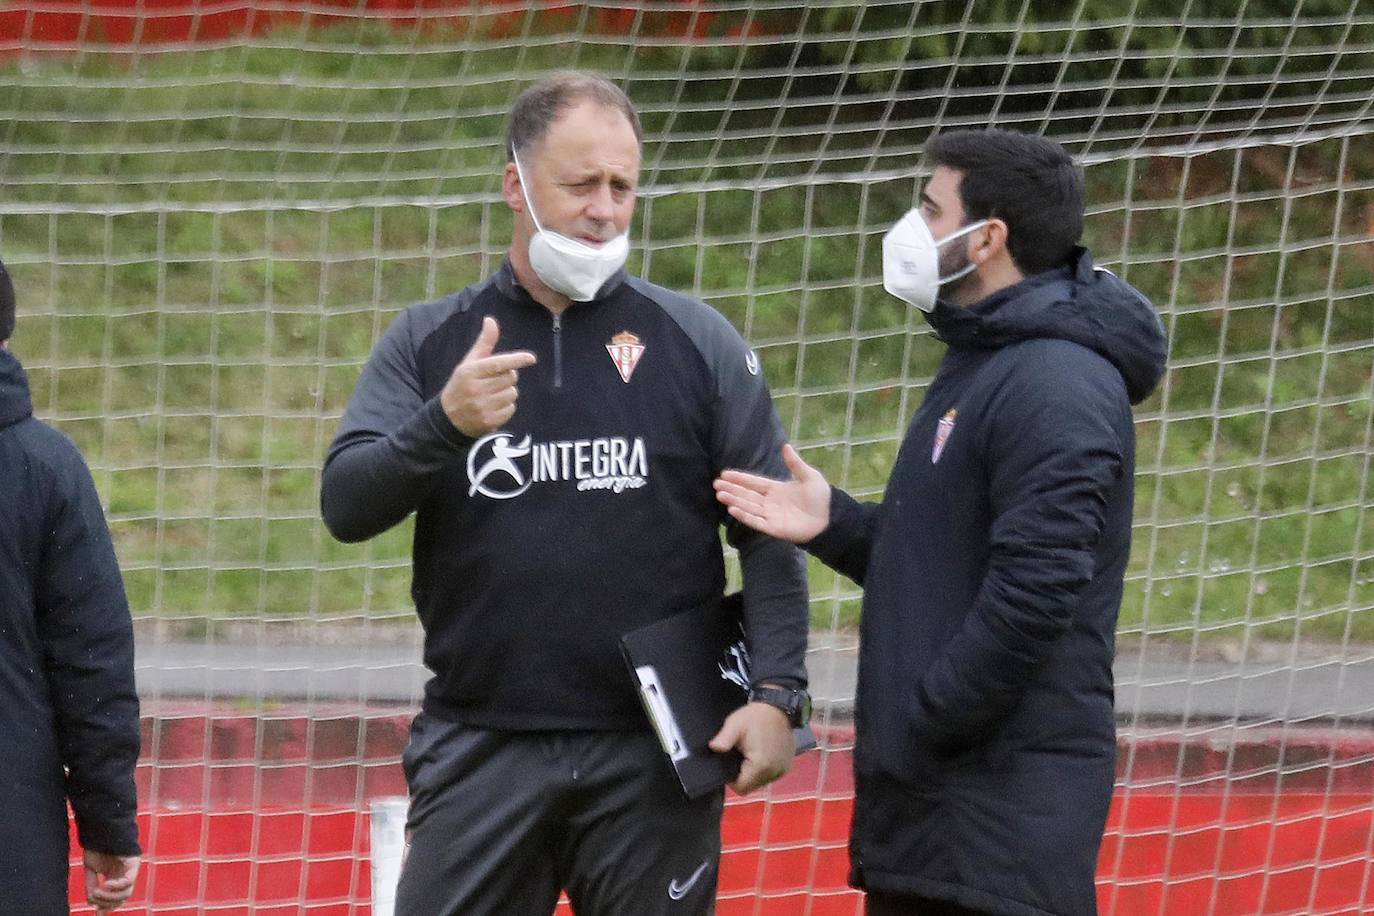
[441,316,538,438]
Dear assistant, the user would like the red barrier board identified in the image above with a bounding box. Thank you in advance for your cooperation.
[62,710,1374,913]
[0,0,716,49]
[65,791,1374,914]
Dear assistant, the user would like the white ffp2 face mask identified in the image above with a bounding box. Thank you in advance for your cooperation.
[881,208,989,312]
[512,151,630,302]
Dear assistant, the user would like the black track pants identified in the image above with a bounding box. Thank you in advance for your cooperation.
[395,714,723,916]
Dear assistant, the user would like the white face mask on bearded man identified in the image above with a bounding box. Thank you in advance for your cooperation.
[512,150,631,302]
[881,208,990,312]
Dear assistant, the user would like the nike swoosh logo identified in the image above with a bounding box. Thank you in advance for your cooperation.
[667,859,711,900]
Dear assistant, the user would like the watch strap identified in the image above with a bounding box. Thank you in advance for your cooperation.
[747,686,811,727]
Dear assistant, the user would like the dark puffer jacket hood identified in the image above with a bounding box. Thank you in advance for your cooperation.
[927,246,1168,405]
[0,347,33,431]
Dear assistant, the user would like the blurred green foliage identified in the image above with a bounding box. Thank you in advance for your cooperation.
[1,7,1370,644]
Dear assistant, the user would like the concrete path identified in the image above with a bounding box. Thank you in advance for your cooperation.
[135,632,1374,724]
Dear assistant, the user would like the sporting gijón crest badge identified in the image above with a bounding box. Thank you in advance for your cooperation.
[606,330,645,383]
[932,408,957,463]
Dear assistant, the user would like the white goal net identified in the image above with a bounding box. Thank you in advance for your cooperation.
[2,1,1372,913]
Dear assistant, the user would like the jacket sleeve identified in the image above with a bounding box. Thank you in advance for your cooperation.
[37,445,141,856]
[709,341,809,692]
[910,353,1127,751]
[801,487,882,586]
[321,308,474,542]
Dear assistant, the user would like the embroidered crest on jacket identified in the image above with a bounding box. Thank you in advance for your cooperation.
[606,330,646,383]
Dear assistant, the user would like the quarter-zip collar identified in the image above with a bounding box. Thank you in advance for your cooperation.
[493,258,628,312]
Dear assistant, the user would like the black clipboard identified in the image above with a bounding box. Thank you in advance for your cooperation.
[620,592,817,798]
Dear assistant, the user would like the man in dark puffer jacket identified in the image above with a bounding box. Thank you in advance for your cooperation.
[0,259,141,914]
[715,129,1168,916]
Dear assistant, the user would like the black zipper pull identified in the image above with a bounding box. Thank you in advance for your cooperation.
[552,313,563,388]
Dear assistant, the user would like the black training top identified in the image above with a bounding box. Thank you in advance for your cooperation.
[322,261,808,730]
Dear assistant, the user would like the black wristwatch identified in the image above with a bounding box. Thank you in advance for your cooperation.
[747,685,812,728]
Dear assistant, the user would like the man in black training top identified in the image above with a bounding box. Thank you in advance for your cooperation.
[0,258,142,915]
[716,129,1168,916]
[321,71,810,916]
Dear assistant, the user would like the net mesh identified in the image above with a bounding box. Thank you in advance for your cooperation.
[2,1,1372,912]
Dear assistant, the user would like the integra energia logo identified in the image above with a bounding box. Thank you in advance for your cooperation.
[466,431,649,500]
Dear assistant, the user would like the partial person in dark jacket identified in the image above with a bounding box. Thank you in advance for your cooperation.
[0,259,142,914]
[715,129,1168,916]
[320,72,809,916]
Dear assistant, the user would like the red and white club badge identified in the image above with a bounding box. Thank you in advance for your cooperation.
[932,408,957,463]
[606,330,646,383]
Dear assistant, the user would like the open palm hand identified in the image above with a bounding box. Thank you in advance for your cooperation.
[713,445,831,544]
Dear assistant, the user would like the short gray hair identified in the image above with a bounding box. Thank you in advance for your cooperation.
[505,71,642,161]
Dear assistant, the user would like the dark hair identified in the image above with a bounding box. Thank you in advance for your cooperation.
[925,128,1084,276]
[0,258,14,342]
[506,71,642,161]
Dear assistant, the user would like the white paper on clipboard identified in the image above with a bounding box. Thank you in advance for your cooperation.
[634,664,690,762]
